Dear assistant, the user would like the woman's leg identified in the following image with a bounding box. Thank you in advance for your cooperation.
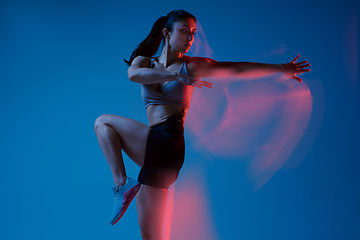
[136,185,168,240]
[94,114,151,187]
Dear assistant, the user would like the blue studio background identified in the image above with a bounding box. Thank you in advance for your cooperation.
[1,0,359,239]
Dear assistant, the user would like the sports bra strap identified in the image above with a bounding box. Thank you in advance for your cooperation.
[149,58,156,68]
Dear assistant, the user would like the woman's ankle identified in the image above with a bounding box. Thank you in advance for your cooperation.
[114,176,128,188]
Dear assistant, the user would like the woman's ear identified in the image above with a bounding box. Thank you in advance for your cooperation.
[162,28,170,39]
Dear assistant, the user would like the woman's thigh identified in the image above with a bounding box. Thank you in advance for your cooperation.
[95,114,151,167]
[136,185,168,239]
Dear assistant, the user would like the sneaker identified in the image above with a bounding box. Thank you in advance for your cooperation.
[109,177,141,225]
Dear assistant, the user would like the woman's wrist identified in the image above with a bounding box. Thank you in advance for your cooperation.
[273,63,284,72]
[173,72,179,81]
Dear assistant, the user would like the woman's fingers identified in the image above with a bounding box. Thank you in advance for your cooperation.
[293,76,302,82]
[296,63,311,68]
[283,56,311,83]
[292,55,300,63]
[177,74,205,87]
[297,68,311,73]
[198,80,212,88]
[194,79,212,88]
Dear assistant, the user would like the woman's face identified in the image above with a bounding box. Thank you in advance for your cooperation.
[167,18,196,54]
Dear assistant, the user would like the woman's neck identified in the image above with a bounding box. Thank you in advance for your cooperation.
[158,43,183,68]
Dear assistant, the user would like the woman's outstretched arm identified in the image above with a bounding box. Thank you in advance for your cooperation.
[191,55,311,82]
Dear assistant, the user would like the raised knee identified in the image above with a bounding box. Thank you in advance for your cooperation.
[94,115,108,132]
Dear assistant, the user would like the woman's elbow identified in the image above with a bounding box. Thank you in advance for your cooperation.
[128,71,138,82]
[128,74,136,82]
[127,67,137,82]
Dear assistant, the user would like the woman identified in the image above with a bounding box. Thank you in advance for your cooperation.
[94,10,310,240]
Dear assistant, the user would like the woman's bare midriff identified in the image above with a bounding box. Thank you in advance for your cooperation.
[147,104,188,127]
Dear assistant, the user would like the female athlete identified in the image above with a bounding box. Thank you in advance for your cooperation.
[94,9,310,240]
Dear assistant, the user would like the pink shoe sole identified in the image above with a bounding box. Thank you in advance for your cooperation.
[110,183,141,225]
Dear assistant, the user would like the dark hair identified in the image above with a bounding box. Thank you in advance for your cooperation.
[124,10,196,66]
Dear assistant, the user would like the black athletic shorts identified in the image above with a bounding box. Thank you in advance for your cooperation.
[138,118,185,189]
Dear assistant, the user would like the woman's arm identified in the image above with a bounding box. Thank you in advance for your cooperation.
[127,56,212,88]
[191,55,311,82]
[127,56,177,84]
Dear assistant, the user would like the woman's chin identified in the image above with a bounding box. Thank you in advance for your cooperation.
[174,47,190,55]
[182,48,190,54]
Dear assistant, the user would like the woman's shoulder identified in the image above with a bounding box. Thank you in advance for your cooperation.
[182,56,217,77]
[132,56,152,68]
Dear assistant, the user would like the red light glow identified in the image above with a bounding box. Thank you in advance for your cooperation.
[186,76,312,190]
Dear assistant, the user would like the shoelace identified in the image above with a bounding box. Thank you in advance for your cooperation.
[113,187,120,205]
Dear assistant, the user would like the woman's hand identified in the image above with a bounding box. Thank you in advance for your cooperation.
[176,73,212,88]
[280,55,311,82]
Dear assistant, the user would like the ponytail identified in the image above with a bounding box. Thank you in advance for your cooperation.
[124,16,167,66]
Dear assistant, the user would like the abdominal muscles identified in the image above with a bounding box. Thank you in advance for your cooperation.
[147,104,188,127]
